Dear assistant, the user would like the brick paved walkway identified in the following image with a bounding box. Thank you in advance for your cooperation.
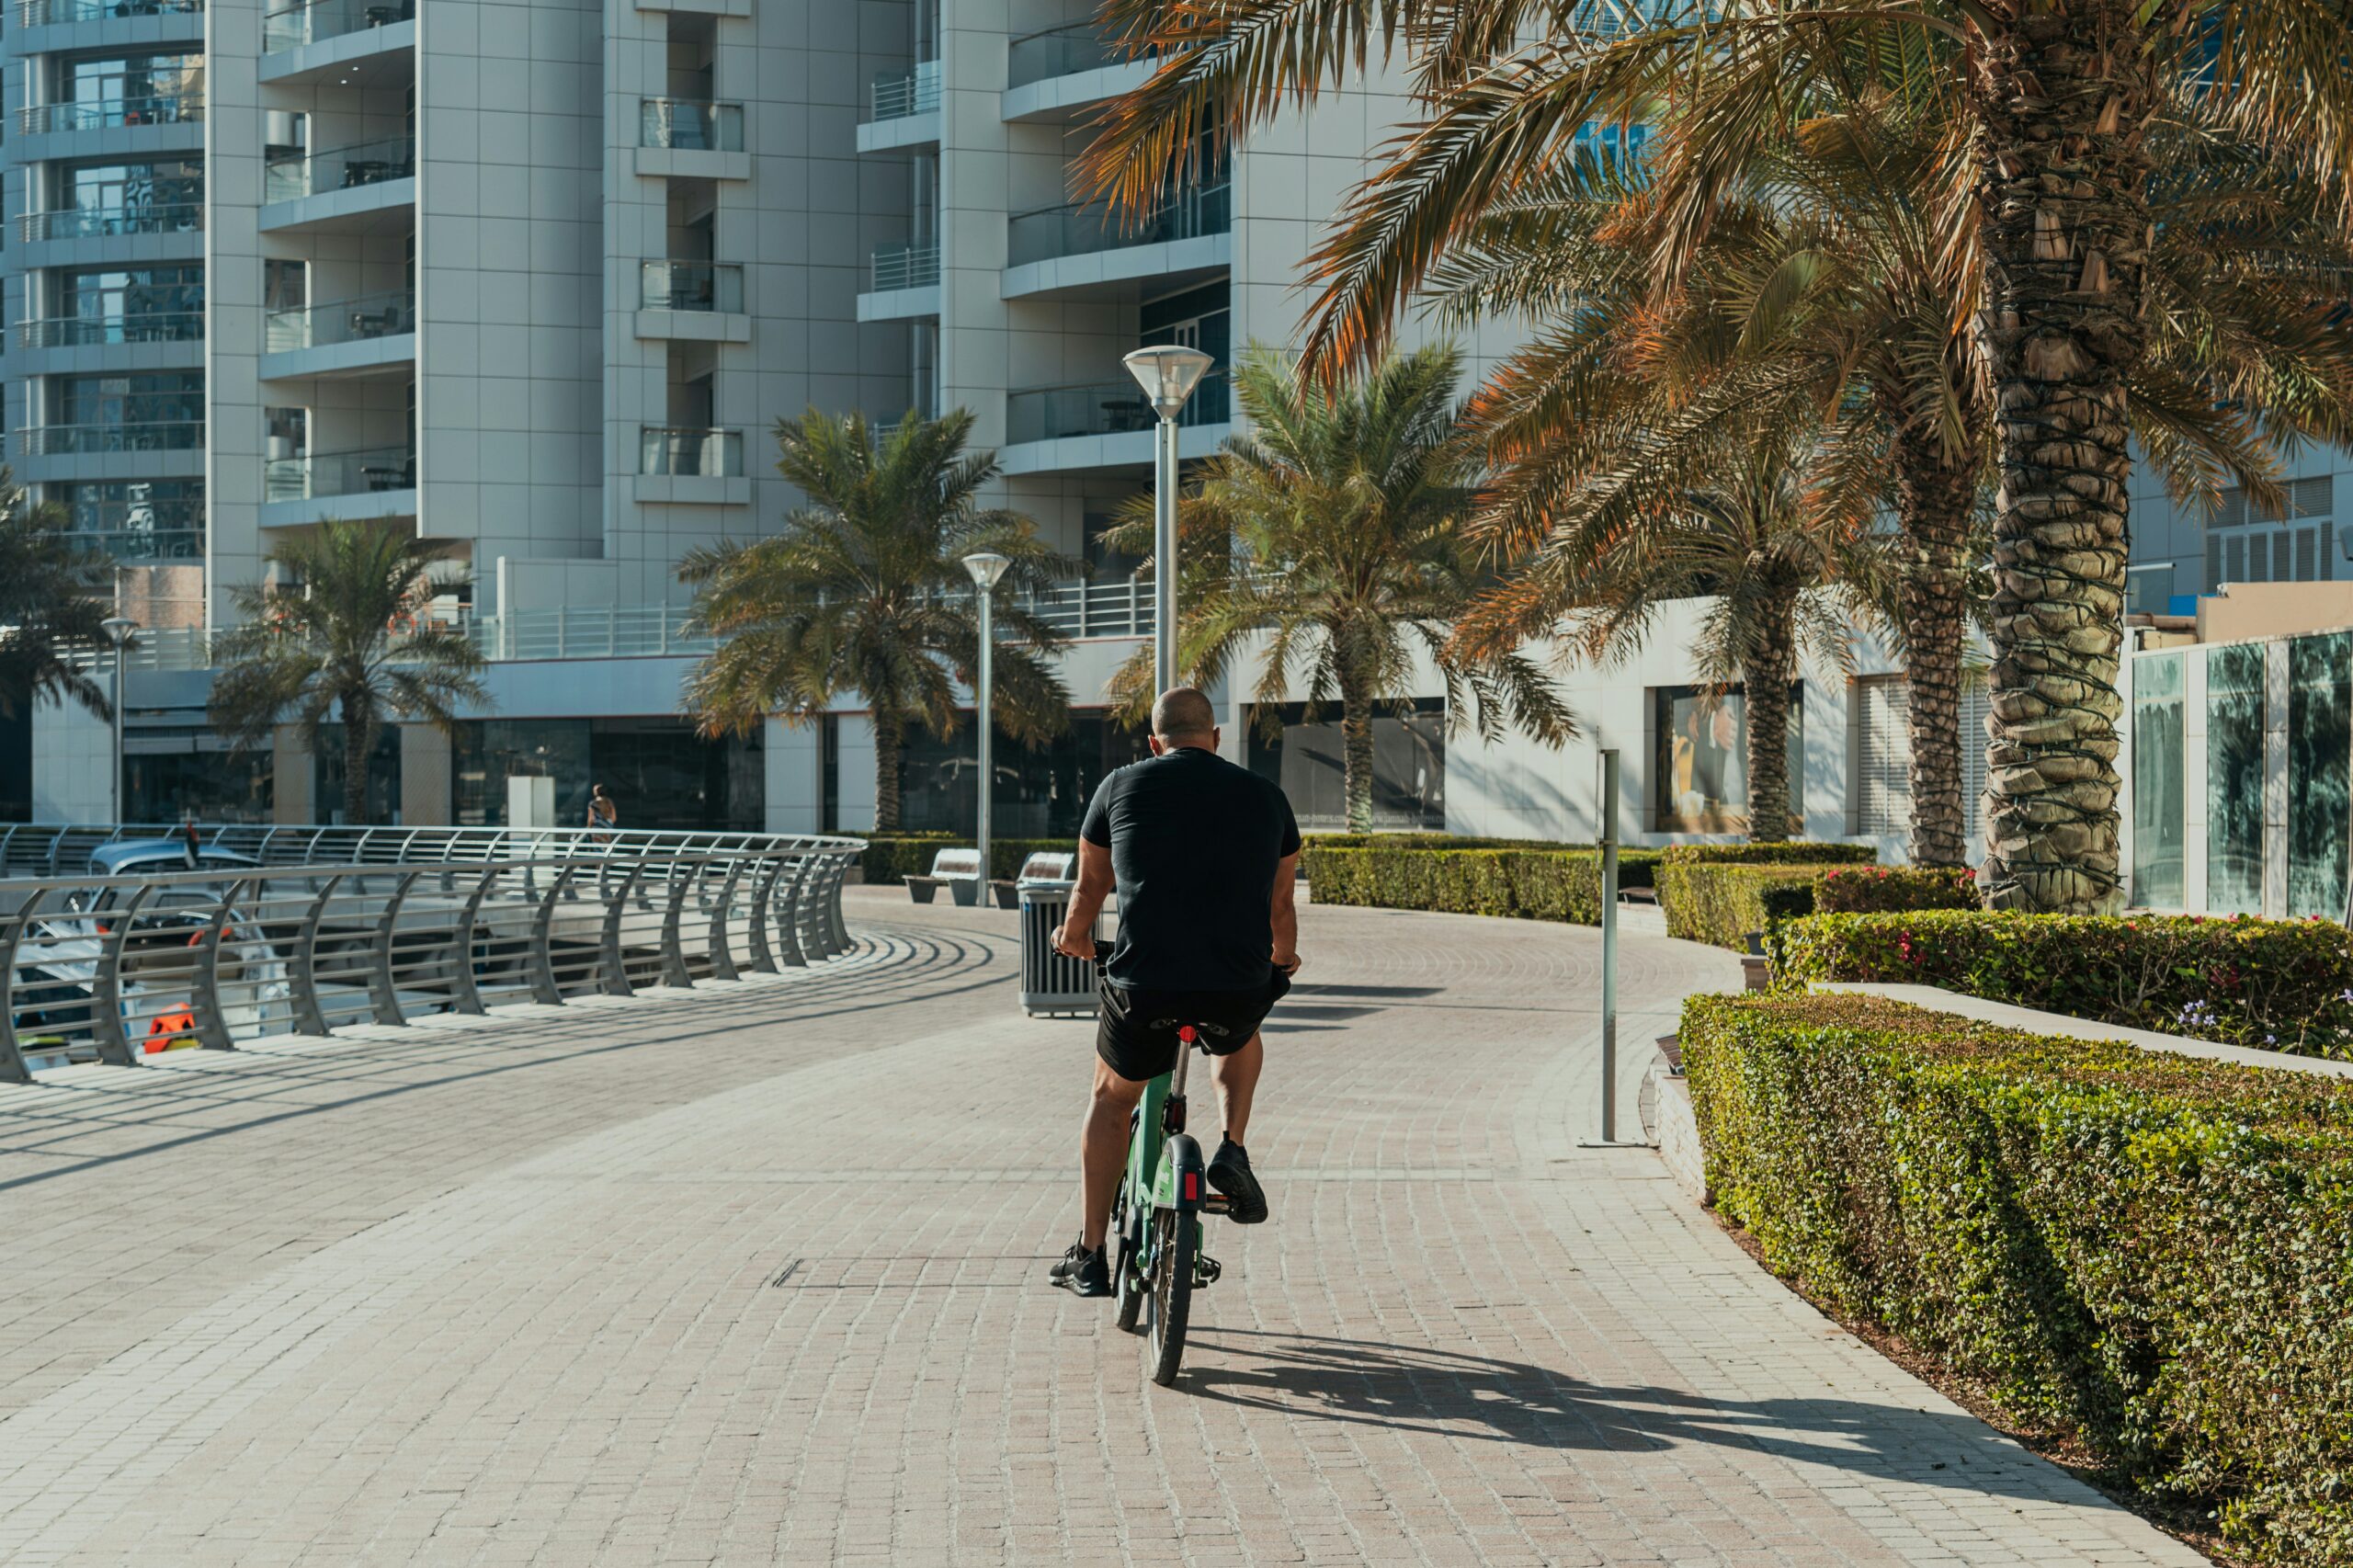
[0,889,2207,1566]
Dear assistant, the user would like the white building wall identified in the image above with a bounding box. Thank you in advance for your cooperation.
[31,698,113,824]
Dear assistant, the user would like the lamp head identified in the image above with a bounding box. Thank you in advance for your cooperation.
[99,616,137,644]
[1122,345,1215,418]
[961,551,1010,591]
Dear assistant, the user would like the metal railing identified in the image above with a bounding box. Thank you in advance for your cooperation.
[16,420,204,456]
[870,59,939,120]
[870,241,939,292]
[19,204,203,244]
[264,136,414,202]
[17,0,202,23]
[640,260,743,313]
[17,312,204,349]
[16,94,203,134]
[640,97,743,153]
[1007,182,1230,267]
[264,444,415,501]
[1006,371,1229,444]
[263,0,412,51]
[0,823,865,1084]
[640,426,742,478]
[265,289,415,353]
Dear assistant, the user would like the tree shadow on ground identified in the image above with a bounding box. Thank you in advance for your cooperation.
[1181,1329,2080,1505]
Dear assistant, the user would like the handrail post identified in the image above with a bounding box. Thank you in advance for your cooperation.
[529,862,578,1006]
[599,860,648,996]
[0,909,31,1085]
[707,858,745,981]
[290,873,343,1037]
[772,854,809,967]
[445,866,500,1015]
[368,870,424,1026]
[658,857,695,989]
[824,852,851,955]
[191,877,256,1051]
[89,881,157,1066]
[745,855,786,973]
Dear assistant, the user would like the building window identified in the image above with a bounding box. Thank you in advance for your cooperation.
[1654,684,1802,835]
[2206,641,2264,915]
[1244,699,1444,833]
[2204,474,2335,590]
[2130,653,2186,910]
[48,479,205,561]
[450,719,763,831]
[124,727,273,824]
[893,710,1151,837]
[2287,631,2350,919]
[1852,674,1991,852]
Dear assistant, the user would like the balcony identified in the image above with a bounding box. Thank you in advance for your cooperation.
[636,262,748,343]
[858,241,940,323]
[858,60,939,153]
[259,136,415,233]
[16,420,203,457]
[263,445,415,523]
[999,372,1233,475]
[18,203,202,244]
[15,92,202,134]
[637,98,748,180]
[1004,22,1156,121]
[15,0,201,24]
[264,0,411,51]
[17,311,203,350]
[261,289,415,378]
[1003,183,1231,300]
[636,426,747,506]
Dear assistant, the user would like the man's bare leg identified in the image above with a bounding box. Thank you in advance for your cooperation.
[1080,1059,1145,1252]
[1209,1031,1264,1145]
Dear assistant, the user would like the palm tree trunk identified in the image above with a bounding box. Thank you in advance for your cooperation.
[1891,434,1979,870]
[343,710,372,826]
[1743,593,1797,843]
[1339,677,1376,834]
[871,712,904,833]
[1973,2,2151,914]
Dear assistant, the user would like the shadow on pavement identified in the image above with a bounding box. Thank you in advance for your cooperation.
[1182,1329,2074,1503]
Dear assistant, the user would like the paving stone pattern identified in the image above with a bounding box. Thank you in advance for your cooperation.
[0,889,2210,1566]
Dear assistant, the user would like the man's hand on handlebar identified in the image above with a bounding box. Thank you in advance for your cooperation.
[1052,923,1097,961]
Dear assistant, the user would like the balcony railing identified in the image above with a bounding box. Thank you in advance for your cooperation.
[264,444,415,501]
[17,311,204,349]
[639,260,743,312]
[16,0,200,23]
[640,98,743,153]
[640,426,744,478]
[1006,21,1139,88]
[870,241,939,292]
[1005,371,1230,445]
[16,421,204,456]
[870,59,939,121]
[263,136,414,202]
[1006,182,1231,268]
[18,203,202,243]
[263,0,412,51]
[16,94,203,134]
[264,289,415,353]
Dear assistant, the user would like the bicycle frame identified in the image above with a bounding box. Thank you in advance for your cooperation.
[1124,1042,1204,1213]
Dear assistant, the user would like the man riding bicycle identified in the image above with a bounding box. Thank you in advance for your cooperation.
[1048,687,1302,1297]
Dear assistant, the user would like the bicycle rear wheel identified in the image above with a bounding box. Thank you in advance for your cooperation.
[1146,1207,1195,1387]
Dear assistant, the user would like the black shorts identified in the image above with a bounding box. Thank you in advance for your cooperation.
[1096,969,1291,1083]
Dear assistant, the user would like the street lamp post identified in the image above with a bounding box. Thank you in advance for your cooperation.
[1120,345,1215,696]
[99,616,137,824]
[962,551,1010,888]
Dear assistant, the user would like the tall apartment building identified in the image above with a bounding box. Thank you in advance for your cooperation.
[28,0,2294,859]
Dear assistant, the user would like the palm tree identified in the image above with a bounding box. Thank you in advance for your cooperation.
[0,468,117,722]
[680,408,1074,833]
[1082,0,2353,911]
[1108,345,1574,832]
[210,521,489,825]
[1433,68,2353,869]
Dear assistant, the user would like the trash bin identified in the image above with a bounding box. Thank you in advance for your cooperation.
[1017,852,1098,1017]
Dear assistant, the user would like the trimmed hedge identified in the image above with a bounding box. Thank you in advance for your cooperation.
[1682,991,2353,1566]
[1814,864,1982,915]
[859,835,1074,884]
[1772,909,2353,1060]
[1656,863,1831,949]
[1301,833,1583,853]
[1301,846,1663,923]
[1656,842,1878,867]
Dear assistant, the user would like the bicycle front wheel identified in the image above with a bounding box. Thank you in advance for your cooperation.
[1146,1208,1196,1387]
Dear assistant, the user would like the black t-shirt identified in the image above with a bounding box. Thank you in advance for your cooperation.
[1080,746,1302,993]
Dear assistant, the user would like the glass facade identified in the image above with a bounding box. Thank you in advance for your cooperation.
[451,719,763,831]
[1653,685,1803,835]
[125,732,273,824]
[50,479,205,561]
[892,710,1151,838]
[313,723,404,825]
[2129,652,2185,908]
[1245,701,1445,832]
[2206,642,2265,914]
[2288,632,2351,919]
[56,369,205,426]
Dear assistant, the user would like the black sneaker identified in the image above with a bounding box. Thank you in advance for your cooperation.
[1049,1239,1110,1297]
[1208,1139,1268,1224]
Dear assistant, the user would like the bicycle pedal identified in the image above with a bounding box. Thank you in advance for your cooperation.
[1202,1194,1231,1215]
[1194,1255,1222,1288]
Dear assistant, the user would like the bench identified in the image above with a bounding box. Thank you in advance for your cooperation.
[905,847,983,906]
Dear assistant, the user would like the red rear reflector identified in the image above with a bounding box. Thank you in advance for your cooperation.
[1183,1172,1200,1202]
[1178,1026,1197,1044]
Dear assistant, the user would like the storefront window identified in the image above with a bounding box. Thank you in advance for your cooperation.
[1654,685,1802,835]
[1245,700,1445,832]
[2206,642,2264,914]
[2129,653,2185,909]
[313,723,402,825]
[895,711,1150,838]
[2288,632,2350,919]
[450,718,760,831]
[124,728,272,823]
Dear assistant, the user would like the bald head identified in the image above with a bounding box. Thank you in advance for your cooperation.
[1151,687,1218,745]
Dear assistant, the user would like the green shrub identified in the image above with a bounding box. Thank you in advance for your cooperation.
[1655,842,1877,867]
[1301,832,1578,852]
[1301,846,1663,923]
[859,835,1074,884]
[1814,864,1981,915]
[1656,863,1832,949]
[1681,990,2353,1566]
[1771,909,2353,1060]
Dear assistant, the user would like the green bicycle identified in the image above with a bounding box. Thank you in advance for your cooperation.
[1100,971,1229,1385]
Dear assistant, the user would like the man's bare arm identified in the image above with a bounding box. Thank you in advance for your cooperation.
[1052,837,1117,960]
[1270,851,1301,972]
